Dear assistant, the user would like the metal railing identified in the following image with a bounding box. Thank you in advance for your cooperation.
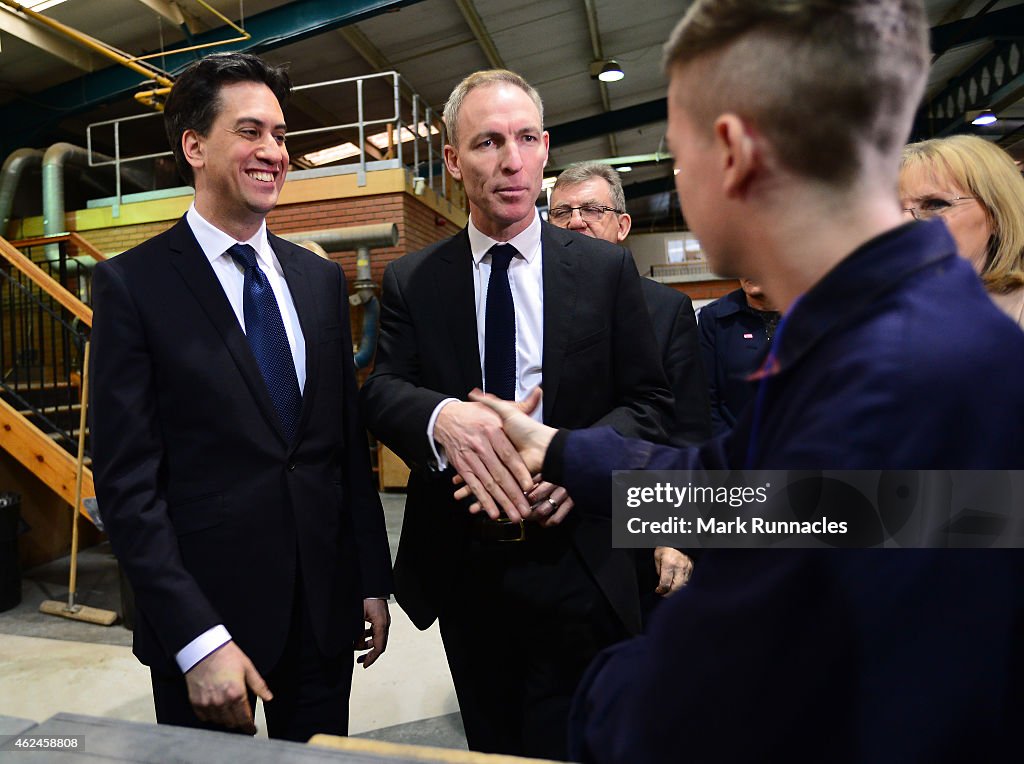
[0,236,92,461]
[87,70,450,210]
[9,235,96,307]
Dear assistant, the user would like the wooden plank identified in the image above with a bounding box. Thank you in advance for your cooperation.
[309,733,558,762]
[0,397,96,524]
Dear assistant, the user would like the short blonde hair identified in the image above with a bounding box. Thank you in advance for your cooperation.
[443,70,543,149]
[901,135,1024,293]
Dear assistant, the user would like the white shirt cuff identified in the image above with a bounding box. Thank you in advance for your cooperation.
[427,397,460,471]
[175,624,232,673]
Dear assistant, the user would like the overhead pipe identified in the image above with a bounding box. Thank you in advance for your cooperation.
[42,142,151,239]
[0,148,43,237]
[0,0,174,91]
[280,223,398,369]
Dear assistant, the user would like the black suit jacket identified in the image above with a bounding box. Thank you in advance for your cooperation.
[359,222,672,634]
[91,217,392,675]
[640,279,710,446]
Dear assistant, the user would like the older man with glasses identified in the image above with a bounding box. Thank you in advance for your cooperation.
[549,161,711,603]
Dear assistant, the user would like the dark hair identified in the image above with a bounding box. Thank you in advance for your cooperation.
[164,52,292,185]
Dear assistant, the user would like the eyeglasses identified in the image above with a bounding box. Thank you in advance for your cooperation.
[902,196,977,221]
[548,204,622,224]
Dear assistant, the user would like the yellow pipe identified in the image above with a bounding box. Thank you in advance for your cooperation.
[134,86,172,110]
[0,0,173,87]
[133,0,250,61]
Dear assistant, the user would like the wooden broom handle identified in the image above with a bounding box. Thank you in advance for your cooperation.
[68,341,90,607]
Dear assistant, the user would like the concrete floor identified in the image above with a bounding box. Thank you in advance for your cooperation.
[0,491,467,749]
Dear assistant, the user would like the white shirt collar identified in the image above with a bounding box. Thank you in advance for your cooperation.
[467,208,541,265]
[186,204,275,273]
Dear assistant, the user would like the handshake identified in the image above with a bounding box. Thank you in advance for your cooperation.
[434,387,570,525]
[434,387,694,595]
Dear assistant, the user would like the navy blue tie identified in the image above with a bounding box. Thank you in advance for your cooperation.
[227,243,302,441]
[484,243,517,400]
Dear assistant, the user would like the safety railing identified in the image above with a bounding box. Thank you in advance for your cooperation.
[0,236,92,462]
[9,233,99,308]
[87,70,451,211]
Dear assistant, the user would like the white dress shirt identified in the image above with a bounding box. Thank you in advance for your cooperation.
[174,205,307,673]
[427,209,545,468]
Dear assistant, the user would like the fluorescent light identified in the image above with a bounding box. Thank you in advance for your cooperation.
[617,165,632,173]
[971,110,997,126]
[367,122,439,150]
[301,142,361,166]
[27,0,70,10]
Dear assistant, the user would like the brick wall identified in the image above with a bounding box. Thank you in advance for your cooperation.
[82,220,177,255]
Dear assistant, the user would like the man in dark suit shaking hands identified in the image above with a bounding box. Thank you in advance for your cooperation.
[360,70,672,760]
[91,53,393,742]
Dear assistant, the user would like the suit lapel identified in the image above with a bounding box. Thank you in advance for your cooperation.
[541,223,578,423]
[166,218,289,444]
[437,230,484,392]
[272,233,319,441]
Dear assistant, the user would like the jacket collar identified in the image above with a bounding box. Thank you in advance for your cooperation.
[771,219,958,376]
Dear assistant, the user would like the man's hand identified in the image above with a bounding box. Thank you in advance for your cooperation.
[526,479,575,527]
[185,640,272,734]
[435,398,534,521]
[654,547,693,596]
[356,598,390,669]
[467,387,554,475]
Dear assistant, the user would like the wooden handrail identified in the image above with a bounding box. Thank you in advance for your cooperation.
[8,232,107,261]
[0,235,93,327]
[68,232,108,261]
[0,397,96,525]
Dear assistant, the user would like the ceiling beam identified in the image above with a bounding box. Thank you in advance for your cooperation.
[0,0,426,156]
[930,4,1023,59]
[582,0,617,157]
[337,24,418,105]
[0,5,99,71]
[913,38,1024,140]
[454,0,504,69]
[622,174,676,202]
[132,0,186,28]
[548,99,667,148]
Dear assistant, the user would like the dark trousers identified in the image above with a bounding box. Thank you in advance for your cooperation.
[150,578,353,743]
[440,527,630,761]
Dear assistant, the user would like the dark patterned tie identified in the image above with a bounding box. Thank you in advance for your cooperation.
[484,243,517,400]
[227,243,302,441]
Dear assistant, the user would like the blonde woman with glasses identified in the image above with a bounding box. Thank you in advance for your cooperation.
[901,134,1024,326]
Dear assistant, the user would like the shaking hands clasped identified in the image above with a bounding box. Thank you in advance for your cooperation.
[450,387,568,523]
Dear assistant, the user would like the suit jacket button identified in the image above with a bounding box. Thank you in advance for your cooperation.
[287,462,296,471]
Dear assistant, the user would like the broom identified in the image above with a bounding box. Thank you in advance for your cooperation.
[39,341,117,626]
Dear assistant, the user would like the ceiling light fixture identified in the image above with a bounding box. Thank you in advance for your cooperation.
[589,60,624,83]
[970,110,997,126]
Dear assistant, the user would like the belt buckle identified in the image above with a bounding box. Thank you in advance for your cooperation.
[496,517,526,542]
